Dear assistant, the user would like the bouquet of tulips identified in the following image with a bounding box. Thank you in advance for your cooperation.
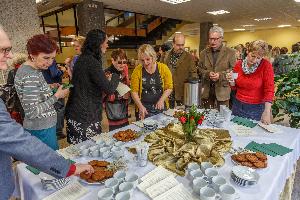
[176,105,205,140]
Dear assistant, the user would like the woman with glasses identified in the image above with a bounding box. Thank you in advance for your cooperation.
[65,29,119,144]
[131,44,173,120]
[226,40,274,124]
[104,49,130,131]
[15,34,69,150]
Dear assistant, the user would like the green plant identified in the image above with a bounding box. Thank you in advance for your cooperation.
[272,68,300,128]
[177,105,206,140]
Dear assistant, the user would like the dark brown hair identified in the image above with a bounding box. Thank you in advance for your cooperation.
[111,49,127,60]
[26,34,58,57]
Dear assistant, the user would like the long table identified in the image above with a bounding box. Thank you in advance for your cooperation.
[15,113,300,200]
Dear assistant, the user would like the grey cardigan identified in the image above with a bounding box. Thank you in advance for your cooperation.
[0,99,71,200]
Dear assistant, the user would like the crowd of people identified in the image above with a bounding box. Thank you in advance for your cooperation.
[1,22,298,199]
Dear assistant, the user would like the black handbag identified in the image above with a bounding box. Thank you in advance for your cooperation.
[105,100,128,121]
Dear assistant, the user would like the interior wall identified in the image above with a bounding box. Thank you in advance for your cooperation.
[184,35,200,54]
[224,27,300,52]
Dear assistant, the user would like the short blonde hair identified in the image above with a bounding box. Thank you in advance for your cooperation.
[72,36,85,46]
[248,40,269,56]
[138,44,157,63]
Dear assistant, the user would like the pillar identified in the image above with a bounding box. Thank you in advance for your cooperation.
[0,0,41,53]
[77,0,105,36]
[199,22,213,51]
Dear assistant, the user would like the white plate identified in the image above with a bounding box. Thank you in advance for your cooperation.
[232,166,260,182]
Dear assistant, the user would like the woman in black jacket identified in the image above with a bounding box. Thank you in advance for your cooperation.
[65,29,120,144]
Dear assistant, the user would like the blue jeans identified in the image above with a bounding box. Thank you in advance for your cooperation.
[232,98,264,121]
[26,126,58,150]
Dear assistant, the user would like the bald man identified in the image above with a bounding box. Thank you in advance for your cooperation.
[0,26,93,199]
[163,33,198,107]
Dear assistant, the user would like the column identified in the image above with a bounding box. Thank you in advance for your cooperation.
[77,0,105,36]
[0,0,41,53]
[199,22,213,51]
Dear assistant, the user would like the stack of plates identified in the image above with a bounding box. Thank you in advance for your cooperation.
[231,166,259,187]
[39,172,72,191]
[143,120,158,131]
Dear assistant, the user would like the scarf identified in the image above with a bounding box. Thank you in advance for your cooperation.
[242,58,262,74]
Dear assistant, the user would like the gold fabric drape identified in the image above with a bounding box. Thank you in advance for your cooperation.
[144,123,232,176]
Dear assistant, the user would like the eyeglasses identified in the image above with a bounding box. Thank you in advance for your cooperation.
[0,47,12,55]
[117,61,127,64]
[209,37,221,41]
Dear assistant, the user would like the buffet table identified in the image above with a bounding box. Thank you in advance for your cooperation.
[15,113,300,200]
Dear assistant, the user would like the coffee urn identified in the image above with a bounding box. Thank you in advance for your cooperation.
[183,79,201,107]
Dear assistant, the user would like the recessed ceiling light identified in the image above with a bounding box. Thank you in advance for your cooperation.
[254,17,272,21]
[294,0,300,2]
[233,28,246,31]
[213,23,219,26]
[160,0,191,4]
[242,24,255,27]
[298,19,300,22]
[207,10,230,16]
[277,24,291,28]
[175,32,182,33]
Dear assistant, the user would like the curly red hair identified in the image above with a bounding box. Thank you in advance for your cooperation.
[26,34,58,57]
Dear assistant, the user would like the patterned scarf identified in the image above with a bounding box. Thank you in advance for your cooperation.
[169,50,183,70]
[242,58,262,74]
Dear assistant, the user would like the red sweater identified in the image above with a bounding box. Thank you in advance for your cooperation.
[232,59,274,104]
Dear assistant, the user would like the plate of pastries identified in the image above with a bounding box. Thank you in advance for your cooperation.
[79,160,114,184]
[231,152,268,170]
[113,129,140,142]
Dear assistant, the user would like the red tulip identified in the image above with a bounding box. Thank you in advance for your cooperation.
[190,116,194,120]
[198,119,203,125]
[180,116,187,124]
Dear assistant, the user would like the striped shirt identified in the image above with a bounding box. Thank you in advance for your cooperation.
[15,64,57,130]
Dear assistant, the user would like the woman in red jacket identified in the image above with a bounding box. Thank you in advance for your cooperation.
[227,40,274,124]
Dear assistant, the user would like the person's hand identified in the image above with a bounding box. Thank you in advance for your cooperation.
[138,105,148,120]
[64,57,71,65]
[54,85,69,99]
[73,164,94,176]
[49,83,60,89]
[210,72,220,81]
[261,110,271,125]
[155,99,164,110]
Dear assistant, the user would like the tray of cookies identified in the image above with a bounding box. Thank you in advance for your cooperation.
[231,152,268,170]
[113,129,141,142]
[79,160,115,185]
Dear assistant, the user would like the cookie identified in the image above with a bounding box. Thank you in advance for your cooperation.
[255,152,267,161]
[245,154,259,162]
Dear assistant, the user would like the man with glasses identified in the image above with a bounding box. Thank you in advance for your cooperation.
[0,25,93,199]
[163,33,197,108]
[199,26,236,109]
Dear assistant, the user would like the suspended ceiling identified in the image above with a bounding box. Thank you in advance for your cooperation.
[37,0,300,34]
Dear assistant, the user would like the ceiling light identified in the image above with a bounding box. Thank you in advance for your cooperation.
[160,0,191,4]
[298,19,300,22]
[254,17,272,21]
[233,28,246,31]
[294,0,300,2]
[207,10,230,15]
[277,24,291,28]
[213,24,218,26]
[175,32,182,33]
[242,24,255,27]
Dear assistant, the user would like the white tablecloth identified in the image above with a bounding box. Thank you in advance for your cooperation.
[15,114,300,200]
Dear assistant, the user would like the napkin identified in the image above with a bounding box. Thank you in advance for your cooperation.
[245,141,293,157]
[231,116,257,128]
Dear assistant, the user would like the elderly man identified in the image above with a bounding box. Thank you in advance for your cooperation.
[0,25,93,199]
[199,26,236,109]
[163,33,197,108]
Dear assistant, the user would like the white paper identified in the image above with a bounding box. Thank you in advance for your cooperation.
[258,122,280,133]
[153,184,195,200]
[146,176,179,198]
[138,166,175,193]
[232,124,256,136]
[42,181,88,200]
[116,82,131,96]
